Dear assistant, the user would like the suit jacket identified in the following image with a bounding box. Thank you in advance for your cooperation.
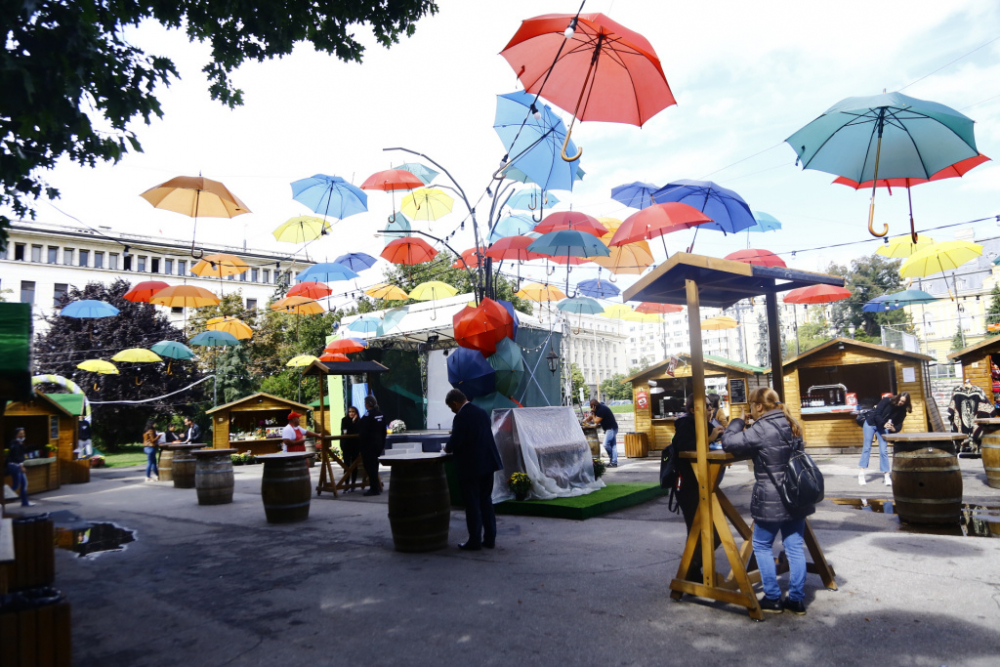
[186,424,202,443]
[358,409,387,454]
[445,402,502,480]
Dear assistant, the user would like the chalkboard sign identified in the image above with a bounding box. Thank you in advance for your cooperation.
[49,415,59,441]
[729,379,747,405]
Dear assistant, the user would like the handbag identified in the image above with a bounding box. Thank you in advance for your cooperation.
[762,437,824,511]
[855,409,872,427]
[659,445,681,514]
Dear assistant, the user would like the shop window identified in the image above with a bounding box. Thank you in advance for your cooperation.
[798,361,895,411]
[78,249,89,267]
[20,281,35,304]
[53,283,68,306]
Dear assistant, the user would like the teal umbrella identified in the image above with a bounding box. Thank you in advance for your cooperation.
[556,296,603,315]
[487,338,525,396]
[384,213,412,245]
[396,162,439,185]
[150,341,195,359]
[528,229,610,293]
[190,330,240,347]
[376,307,408,336]
[472,392,518,415]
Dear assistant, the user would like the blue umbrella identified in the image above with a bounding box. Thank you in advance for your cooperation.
[611,181,661,210]
[447,347,496,399]
[495,91,579,193]
[529,229,609,294]
[507,188,559,211]
[346,316,379,333]
[396,162,439,185]
[863,289,937,312]
[576,279,620,299]
[748,211,783,233]
[291,174,368,219]
[384,213,412,246]
[652,180,756,241]
[61,300,119,319]
[497,300,520,342]
[376,307,408,337]
[489,214,535,242]
[190,330,240,347]
[296,262,360,283]
[333,253,377,272]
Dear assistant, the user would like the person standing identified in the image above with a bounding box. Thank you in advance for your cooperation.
[340,406,362,492]
[6,428,34,506]
[77,417,93,458]
[444,389,503,551]
[164,424,181,444]
[282,412,320,453]
[358,396,387,496]
[721,387,815,615]
[143,420,159,482]
[583,398,619,467]
[859,392,912,486]
[182,417,202,444]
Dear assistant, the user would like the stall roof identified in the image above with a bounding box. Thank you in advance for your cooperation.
[779,338,933,371]
[624,354,767,383]
[206,392,312,415]
[947,335,1000,362]
[301,359,390,377]
[9,391,75,418]
[622,253,845,309]
[47,393,85,416]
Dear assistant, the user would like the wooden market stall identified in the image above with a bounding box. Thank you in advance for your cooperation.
[48,393,91,483]
[2,391,74,493]
[948,336,1000,415]
[206,393,312,457]
[780,338,940,449]
[628,354,768,455]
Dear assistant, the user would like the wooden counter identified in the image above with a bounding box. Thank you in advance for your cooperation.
[4,458,61,494]
[228,438,283,457]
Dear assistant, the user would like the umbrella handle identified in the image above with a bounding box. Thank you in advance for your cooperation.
[561,128,583,162]
[609,274,618,283]
[492,162,509,181]
[191,247,204,260]
[867,205,888,237]
[387,211,397,223]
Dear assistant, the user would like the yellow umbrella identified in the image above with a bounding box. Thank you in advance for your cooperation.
[408,281,458,301]
[899,240,983,278]
[286,355,320,368]
[599,217,623,235]
[601,304,638,320]
[149,285,221,308]
[592,240,654,275]
[272,216,330,243]
[400,188,454,222]
[271,296,325,316]
[875,235,935,259]
[206,316,253,340]
[516,282,566,302]
[192,254,249,278]
[111,349,163,363]
[77,359,119,374]
[701,316,738,330]
[635,313,664,323]
[365,283,409,301]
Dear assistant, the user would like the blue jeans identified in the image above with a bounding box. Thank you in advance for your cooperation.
[144,447,158,478]
[753,519,806,601]
[603,428,618,464]
[860,421,890,472]
[6,462,29,505]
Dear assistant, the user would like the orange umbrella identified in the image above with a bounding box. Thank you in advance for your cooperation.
[381,236,437,265]
[319,352,350,362]
[270,296,324,315]
[591,241,654,275]
[453,247,487,269]
[124,280,169,303]
[365,283,409,301]
[206,316,253,340]
[149,285,220,308]
[453,299,514,356]
[192,253,249,278]
[325,338,367,354]
[140,175,251,250]
[288,281,333,300]
[635,302,683,315]
[361,169,424,191]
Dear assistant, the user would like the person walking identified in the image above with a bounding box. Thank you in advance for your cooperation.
[182,417,202,444]
[358,396,387,496]
[583,398,619,467]
[5,428,34,506]
[859,392,912,486]
[77,417,93,458]
[444,389,503,551]
[340,406,362,492]
[721,387,815,615]
[143,420,160,482]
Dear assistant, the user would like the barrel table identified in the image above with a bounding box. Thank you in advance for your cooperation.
[193,449,236,506]
[159,443,204,488]
[379,452,452,553]
[158,447,175,483]
[884,433,965,525]
[974,418,1000,488]
[257,452,315,523]
[582,426,601,457]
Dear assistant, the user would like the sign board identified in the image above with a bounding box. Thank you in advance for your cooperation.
[902,366,916,383]
[49,415,59,442]
[729,379,747,404]
[635,389,650,411]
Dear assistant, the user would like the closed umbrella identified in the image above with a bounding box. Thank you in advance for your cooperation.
[447,347,497,399]
[488,338,525,396]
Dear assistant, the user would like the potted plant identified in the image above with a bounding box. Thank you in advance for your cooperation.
[593,458,606,479]
[508,472,531,501]
[231,453,244,466]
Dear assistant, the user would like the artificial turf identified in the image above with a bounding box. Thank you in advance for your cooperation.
[495,482,666,521]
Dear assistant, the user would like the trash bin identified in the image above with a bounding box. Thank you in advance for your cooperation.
[0,586,72,665]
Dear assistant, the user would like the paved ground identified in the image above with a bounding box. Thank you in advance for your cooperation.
[8,453,1000,666]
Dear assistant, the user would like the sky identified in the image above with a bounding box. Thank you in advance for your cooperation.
[24,0,1000,308]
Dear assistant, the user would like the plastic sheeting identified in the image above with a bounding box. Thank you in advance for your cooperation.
[491,406,604,502]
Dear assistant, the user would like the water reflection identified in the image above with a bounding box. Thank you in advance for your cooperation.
[830,498,1000,538]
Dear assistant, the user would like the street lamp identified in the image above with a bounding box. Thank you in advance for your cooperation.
[546,350,560,375]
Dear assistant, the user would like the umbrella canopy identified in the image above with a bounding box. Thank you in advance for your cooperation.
[383,214,412,245]
[872,289,938,311]
[325,338,367,354]
[724,249,786,268]
[149,286,220,308]
[345,317,380,333]
[534,211,605,237]
[206,316,253,340]
[447,347,497,399]
[272,216,330,243]
[376,307,409,336]
[516,282,566,302]
[783,284,852,304]
[454,299,515,356]
[62,300,120,319]
[290,174,368,219]
[485,235,545,262]
[602,304,640,321]
[319,352,351,363]
[556,296,603,315]
[490,214,536,242]
[140,175,251,218]
[400,188,453,222]
[576,279,620,299]
[701,316,738,330]
[396,163,439,185]
[192,253,249,278]
[365,284,410,301]
[270,296,324,316]
[747,212,782,233]
[651,180,756,235]
[409,281,459,301]
[360,169,424,191]
[296,262,360,283]
[77,359,119,375]
[381,237,438,265]
[611,182,660,210]
[123,281,170,303]
[150,341,195,360]
[599,217,623,234]
[833,154,991,190]
[453,247,487,269]
[591,240,654,275]
[527,229,610,259]
[287,281,333,300]
[899,241,983,278]
[494,91,579,192]
[875,235,936,259]
[189,330,240,347]
[635,302,683,315]
[286,355,320,368]
[488,337,525,396]
[609,203,712,247]
[507,188,559,211]
[333,252,377,272]
[112,348,163,363]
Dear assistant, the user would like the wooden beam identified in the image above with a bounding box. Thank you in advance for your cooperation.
[765,291,785,401]
[685,278,713,586]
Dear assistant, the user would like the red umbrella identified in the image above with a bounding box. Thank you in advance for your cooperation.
[635,302,683,315]
[325,338,367,354]
[501,13,675,159]
[609,203,712,249]
[546,254,590,265]
[319,352,350,363]
[534,211,605,237]
[783,284,852,304]
[724,249,786,268]
[453,247,487,269]
[485,236,546,262]
[453,299,515,356]
[288,281,333,300]
[360,169,424,191]
[381,236,437,265]
[123,280,169,303]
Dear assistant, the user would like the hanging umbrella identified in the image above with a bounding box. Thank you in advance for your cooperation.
[489,214,536,241]
[190,330,240,347]
[206,316,253,340]
[786,92,979,240]
[599,217,623,234]
[365,284,410,301]
[123,281,169,303]
[507,188,559,211]
[534,211,605,237]
[319,352,350,363]
[701,316,738,330]
[376,307,409,337]
[611,182,661,210]
[557,296,604,315]
[576,279,620,299]
[151,341,195,359]
[783,285,852,304]
[609,203,712,254]
[345,317,380,333]
[192,253,249,278]
[472,392,519,413]
[591,240,654,276]
[485,236,546,262]
[494,90,579,193]
[516,282,566,302]
[271,296,325,316]
[453,247,487,269]
[501,13,676,160]
[899,241,983,279]
[601,304,641,321]
[76,360,118,374]
[61,300,119,319]
[288,281,333,300]
[287,355,320,368]
[865,289,938,313]
[529,229,609,292]
[724,249,786,268]
[333,252,377,273]
[149,286,220,308]
[383,213,412,244]
[396,162,440,185]
[447,347,497,399]
[361,169,424,191]
[747,212,783,233]
[651,180,756,251]
[876,235,935,259]
[140,175,251,250]
[296,262,360,283]
[488,338,525,396]
[409,281,459,301]
[453,299,515,356]
[291,174,368,220]
[112,349,163,363]
[381,237,438,265]
[635,302,683,315]
[325,338,367,354]
[400,188,454,223]
[272,216,330,243]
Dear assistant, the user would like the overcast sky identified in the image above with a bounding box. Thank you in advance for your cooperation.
[28,0,1000,305]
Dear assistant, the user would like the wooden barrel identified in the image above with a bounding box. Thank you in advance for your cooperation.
[261,456,312,523]
[158,448,174,482]
[891,446,963,525]
[974,419,1000,489]
[172,448,199,489]
[69,459,90,484]
[194,451,235,506]
[387,461,451,552]
[624,432,649,458]
[583,427,601,457]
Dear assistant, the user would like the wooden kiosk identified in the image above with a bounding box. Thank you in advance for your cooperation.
[2,392,75,493]
[623,253,839,620]
[206,393,312,456]
[948,337,1000,413]
[628,354,768,454]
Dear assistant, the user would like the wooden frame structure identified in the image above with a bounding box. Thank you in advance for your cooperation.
[623,253,841,620]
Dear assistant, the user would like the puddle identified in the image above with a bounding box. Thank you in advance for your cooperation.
[48,510,135,557]
[830,498,1000,538]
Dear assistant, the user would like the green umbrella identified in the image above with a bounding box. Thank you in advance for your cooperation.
[190,330,240,347]
[150,340,195,359]
[487,338,525,396]
[472,392,518,415]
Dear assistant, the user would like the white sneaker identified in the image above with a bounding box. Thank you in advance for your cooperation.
[883,473,892,486]
[858,470,867,485]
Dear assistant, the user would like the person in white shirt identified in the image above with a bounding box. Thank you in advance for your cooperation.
[281,412,320,453]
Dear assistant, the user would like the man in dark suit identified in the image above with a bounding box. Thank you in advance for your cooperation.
[444,389,503,551]
[182,417,202,444]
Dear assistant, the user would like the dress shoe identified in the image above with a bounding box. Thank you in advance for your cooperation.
[363,489,380,497]
[458,542,482,551]
[483,541,496,549]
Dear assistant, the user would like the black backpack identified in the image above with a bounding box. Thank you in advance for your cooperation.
[659,444,681,514]
[763,438,824,511]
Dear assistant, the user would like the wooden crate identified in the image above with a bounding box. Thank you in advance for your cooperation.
[624,432,649,458]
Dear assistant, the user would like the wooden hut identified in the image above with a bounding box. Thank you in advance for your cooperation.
[947,337,1000,414]
[308,397,334,435]
[627,354,768,454]
[206,393,312,457]
[2,392,74,493]
[780,338,942,450]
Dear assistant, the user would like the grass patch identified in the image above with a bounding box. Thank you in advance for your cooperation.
[496,482,665,520]
[609,405,635,414]
[101,444,147,468]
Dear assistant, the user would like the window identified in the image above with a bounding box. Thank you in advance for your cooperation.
[246,298,258,310]
[171,306,183,314]
[137,256,146,272]
[63,248,74,265]
[78,249,89,267]
[53,283,68,306]
[151,258,160,273]
[94,252,104,269]
[227,274,235,281]
[263,269,270,283]
[251,268,259,283]
[20,281,35,304]
[164,259,173,275]
[15,244,25,261]
[47,247,59,264]
[109,253,119,270]
[31,245,41,262]
[240,271,246,282]
[123,254,132,271]
[178,260,187,275]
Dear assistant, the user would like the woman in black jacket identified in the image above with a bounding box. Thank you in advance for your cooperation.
[722,387,813,616]
[859,392,912,486]
[340,406,361,492]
